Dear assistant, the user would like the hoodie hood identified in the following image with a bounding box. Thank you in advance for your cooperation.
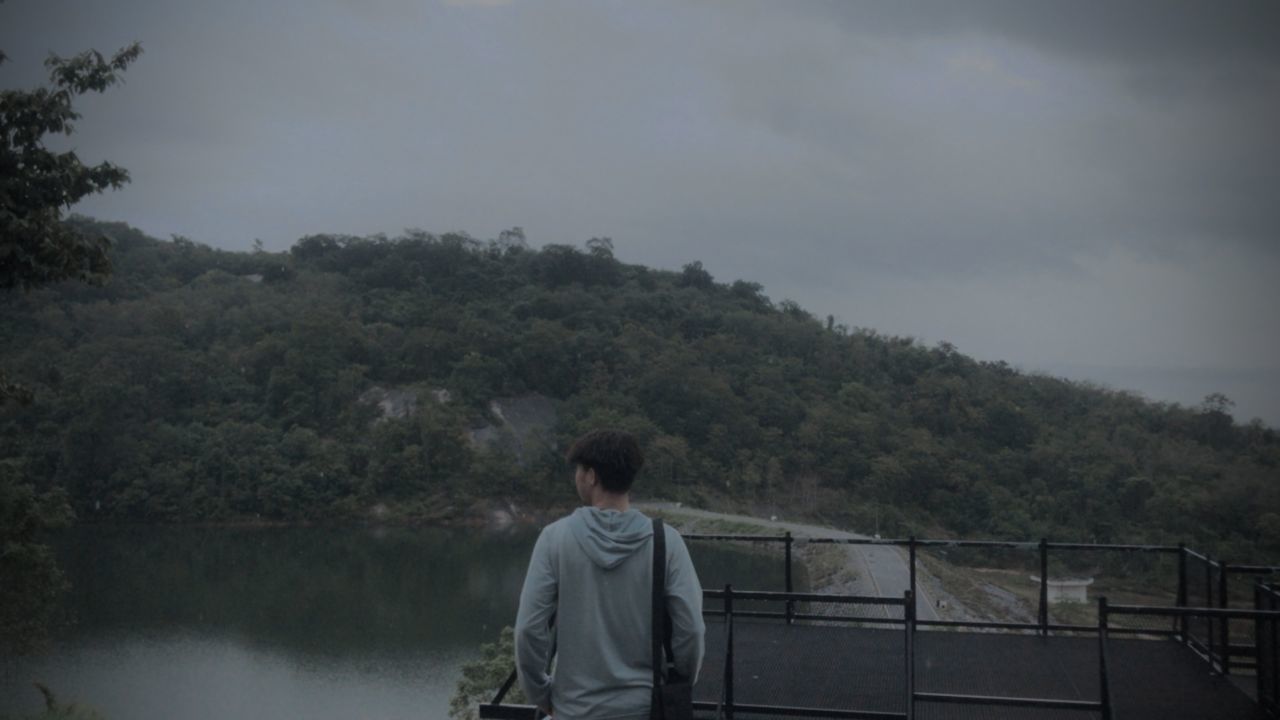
[567,507,654,570]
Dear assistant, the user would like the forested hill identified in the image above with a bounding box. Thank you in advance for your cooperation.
[2,218,1277,559]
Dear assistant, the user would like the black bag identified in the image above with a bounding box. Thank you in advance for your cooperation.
[651,518,694,720]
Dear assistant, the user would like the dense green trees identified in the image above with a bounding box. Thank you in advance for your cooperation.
[2,219,1278,563]
[1,32,141,654]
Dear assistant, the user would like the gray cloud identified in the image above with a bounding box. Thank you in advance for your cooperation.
[713,2,1280,263]
[800,0,1280,67]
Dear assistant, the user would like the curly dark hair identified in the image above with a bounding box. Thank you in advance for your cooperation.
[565,429,645,494]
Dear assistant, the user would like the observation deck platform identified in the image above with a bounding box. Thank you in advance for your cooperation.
[479,535,1280,720]
[695,618,1263,719]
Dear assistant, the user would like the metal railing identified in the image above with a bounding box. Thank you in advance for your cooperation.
[686,532,1274,638]
[478,584,1111,720]
[707,586,911,720]
[480,588,1280,720]
[478,532,1276,719]
[1256,582,1280,717]
[1101,598,1280,719]
[1218,563,1280,673]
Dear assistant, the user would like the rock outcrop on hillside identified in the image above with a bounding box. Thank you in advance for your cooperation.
[469,394,559,465]
[359,386,420,421]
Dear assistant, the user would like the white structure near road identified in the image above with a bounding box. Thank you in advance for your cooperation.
[1030,576,1095,603]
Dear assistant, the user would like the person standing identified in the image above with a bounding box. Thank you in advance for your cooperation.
[514,429,705,719]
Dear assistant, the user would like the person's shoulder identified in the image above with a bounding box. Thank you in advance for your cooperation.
[542,514,571,532]
[658,519,689,546]
[538,512,578,540]
[634,512,676,535]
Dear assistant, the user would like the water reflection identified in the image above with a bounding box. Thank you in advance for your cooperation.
[53,525,537,657]
[0,525,784,719]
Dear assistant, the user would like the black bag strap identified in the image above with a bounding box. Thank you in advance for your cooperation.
[651,517,666,691]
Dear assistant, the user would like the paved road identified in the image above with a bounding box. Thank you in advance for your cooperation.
[637,503,940,621]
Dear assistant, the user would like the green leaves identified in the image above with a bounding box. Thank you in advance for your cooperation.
[0,465,73,654]
[44,43,144,96]
[449,626,526,720]
[1,41,141,291]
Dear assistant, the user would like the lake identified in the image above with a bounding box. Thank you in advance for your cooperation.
[0,524,786,719]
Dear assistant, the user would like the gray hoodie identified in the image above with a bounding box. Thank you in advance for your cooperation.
[514,508,705,720]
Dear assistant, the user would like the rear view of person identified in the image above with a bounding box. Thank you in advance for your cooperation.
[514,429,705,719]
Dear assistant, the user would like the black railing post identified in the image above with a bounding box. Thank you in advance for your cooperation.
[1039,538,1049,636]
[785,532,794,625]
[1221,561,1232,675]
[909,536,917,612]
[724,583,735,720]
[905,589,915,720]
[1177,542,1188,642]
[1208,559,1218,673]
[1257,583,1265,710]
[1098,596,1113,720]
[1272,585,1279,715]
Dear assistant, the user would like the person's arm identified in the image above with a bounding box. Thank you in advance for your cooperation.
[665,527,706,683]
[514,527,558,712]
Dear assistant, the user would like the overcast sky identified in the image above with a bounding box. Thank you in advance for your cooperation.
[4,0,1278,425]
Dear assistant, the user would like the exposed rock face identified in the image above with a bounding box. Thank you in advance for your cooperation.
[487,500,522,529]
[469,393,558,465]
[358,387,557,464]
[359,386,419,421]
[359,385,454,422]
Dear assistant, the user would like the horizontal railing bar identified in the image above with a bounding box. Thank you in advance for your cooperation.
[711,611,1181,634]
[791,613,904,624]
[1045,542,1181,552]
[1223,564,1280,574]
[686,532,1210,559]
[1109,604,1280,619]
[704,589,906,605]
[916,620,1180,637]
[481,697,937,719]
[1045,623,1104,633]
[698,701,906,719]
[807,537,920,546]
[916,620,1044,631]
[703,609,906,624]
[917,539,1036,549]
[716,614,1182,630]
[915,692,1103,711]
[684,533,789,542]
[702,610,788,620]
[809,537,1038,549]
[1046,622,1178,635]
[709,608,903,620]
[1106,628,1180,637]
